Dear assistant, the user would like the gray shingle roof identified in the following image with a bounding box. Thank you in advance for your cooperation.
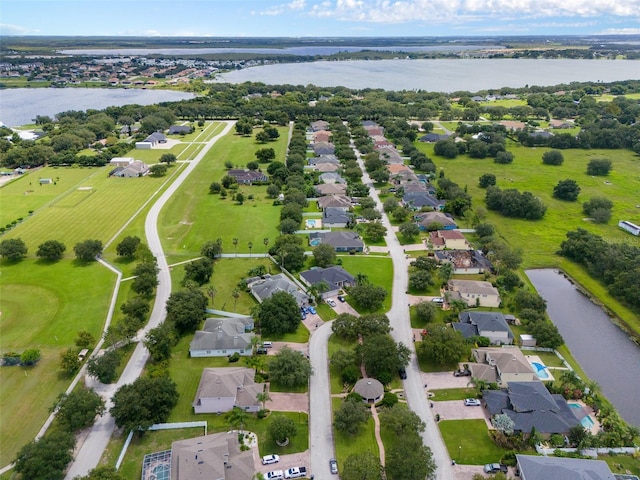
[516,454,616,480]
[189,318,254,353]
[300,266,355,290]
[458,311,514,339]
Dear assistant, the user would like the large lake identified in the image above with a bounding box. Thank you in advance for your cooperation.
[0,88,194,127]
[526,269,640,427]
[216,58,640,92]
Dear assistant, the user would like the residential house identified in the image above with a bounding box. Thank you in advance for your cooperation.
[189,317,255,358]
[227,169,268,185]
[415,211,457,230]
[168,432,254,480]
[317,194,352,211]
[315,183,347,197]
[309,231,364,252]
[549,119,573,129]
[299,266,355,298]
[453,312,514,345]
[500,120,527,131]
[377,146,404,164]
[372,136,394,149]
[247,273,309,306]
[419,133,451,143]
[135,131,167,149]
[468,347,538,386]
[402,191,444,211]
[310,120,330,132]
[483,381,581,435]
[434,250,494,274]
[315,163,340,173]
[110,160,148,178]
[313,141,335,156]
[447,279,501,307]
[109,157,134,168]
[308,155,340,168]
[313,130,332,143]
[323,207,353,228]
[168,125,192,135]
[515,454,617,480]
[319,172,346,184]
[428,230,470,250]
[387,164,412,175]
[192,367,264,414]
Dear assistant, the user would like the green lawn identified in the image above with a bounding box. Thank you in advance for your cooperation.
[0,259,115,465]
[332,397,378,473]
[439,419,511,465]
[338,255,394,313]
[603,453,640,476]
[430,387,477,401]
[328,335,358,394]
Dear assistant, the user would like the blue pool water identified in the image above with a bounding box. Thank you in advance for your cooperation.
[569,403,595,429]
[531,361,550,379]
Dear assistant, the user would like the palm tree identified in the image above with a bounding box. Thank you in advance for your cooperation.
[256,389,272,410]
[560,370,581,389]
[248,241,253,258]
[355,272,369,286]
[233,237,238,257]
[206,285,217,307]
[232,288,240,310]
[469,377,489,396]
[263,237,269,252]
[226,406,249,432]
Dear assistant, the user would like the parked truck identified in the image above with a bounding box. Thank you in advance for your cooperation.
[284,466,307,478]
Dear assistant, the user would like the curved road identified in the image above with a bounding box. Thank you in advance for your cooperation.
[355,145,453,479]
[65,121,235,479]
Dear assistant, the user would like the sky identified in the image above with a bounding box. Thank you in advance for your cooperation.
[1,0,640,37]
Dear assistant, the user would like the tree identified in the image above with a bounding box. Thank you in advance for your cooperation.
[13,430,75,480]
[149,163,167,177]
[494,151,514,164]
[76,466,126,480]
[496,270,523,291]
[235,192,245,205]
[271,235,306,271]
[60,348,81,374]
[255,130,270,143]
[165,289,208,335]
[256,390,272,410]
[0,238,27,261]
[182,257,213,286]
[553,179,581,201]
[74,239,103,261]
[414,301,437,324]
[399,222,420,241]
[201,238,223,259]
[255,147,276,163]
[144,322,177,362]
[120,297,150,322]
[493,413,515,435]
[226,406,250,431]
[110,376,178,434]
[160,153,177,164]
[364,222,387,242]
[334,398,371,435]
[360,334,410,383]
[385,436,435,480]
[269,346,312,388]
[586,158,612,176]
[20,348,41,365]
[513,289,547,314]
[330,349,359,373]
[116,236,141,258]
[279,218,300,234]
[268,415,297,444]
[479,173,497,188]
[36,240,66,261]
[542,150,564,165]
[409,270,433,291]
[209,182,222,194]
[529,321,564,349]
[53,388,105,432]
[349,283,387,311]
[380,405,426,436]
[583,196,613,223]
[416,326,466,366]
[87,349,121,384]
[342,452,384,480]
[313,242,336,268]
[132,266,158,297]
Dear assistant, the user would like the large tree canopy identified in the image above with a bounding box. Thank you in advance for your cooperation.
[268,346,312,388]
[165,289,208,335]
[254,291,300,335]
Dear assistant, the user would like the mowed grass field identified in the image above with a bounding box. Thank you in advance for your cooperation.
[0,259,114,465]
[159,126,289,262]
[338,255,394,312]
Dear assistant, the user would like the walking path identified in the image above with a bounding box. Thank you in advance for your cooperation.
[64,121,235,479]
[371,406,386,466]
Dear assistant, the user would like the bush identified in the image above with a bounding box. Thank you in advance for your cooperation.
[542,150,564,165]
[494,151,514,164]
[228,352,240,363]
[377,391,399,408]
[586,158,612,176]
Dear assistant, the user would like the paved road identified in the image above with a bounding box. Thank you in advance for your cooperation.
[64,121,235,479]
[308,321,335,479]
[355,145,454,479]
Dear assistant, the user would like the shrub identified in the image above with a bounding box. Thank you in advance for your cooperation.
[228,352,240,363]
[542,150,564,165]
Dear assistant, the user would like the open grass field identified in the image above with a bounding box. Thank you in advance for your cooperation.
[158,127,289,262]
[0,259,115,465]
[439,419,511,465]
[332,397,379,470]
[338,255,394,312]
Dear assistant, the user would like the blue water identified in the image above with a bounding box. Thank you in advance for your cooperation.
[531,362,550,379]
[581,416,595,429]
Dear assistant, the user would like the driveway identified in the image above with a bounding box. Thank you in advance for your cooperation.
[328,297,359,316]
[269,342,308,356]
[430,400,487,422]
[254,449,310,477]
[423,371,471,390]
[267,393,309,413]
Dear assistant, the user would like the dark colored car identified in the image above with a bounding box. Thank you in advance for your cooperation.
[454,369,471,377]
[398,368,407,379]
[337,295,345,302]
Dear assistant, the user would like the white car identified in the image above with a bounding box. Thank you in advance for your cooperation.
[266,470,284,480]
[262,454,280,465]
[327,299,336,307]
[464,398,481,406]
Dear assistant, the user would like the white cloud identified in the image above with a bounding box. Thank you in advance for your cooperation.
[303,0,640,23]
[0,23,39,35]
[598,27,640,34]
[259,0,307,16]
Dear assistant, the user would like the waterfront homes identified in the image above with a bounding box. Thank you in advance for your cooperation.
[468,347,539,386]
[428,230,471,250]
[483,381,580,435]
[193,367,264,414]
[189,317,255,358]
[447,279,501,307]
[299,266,355,299]
[434,250,493,274]
[246,274,309,306]
[452,311,514,345]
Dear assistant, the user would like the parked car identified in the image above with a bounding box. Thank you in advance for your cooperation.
[464,398,481,406]
[284,466,307,478]
[329,458,338,474]
[484,463,508,474]
[327,299,336,307]
[454,369,471,377]
[431,297,445,304]
[398,368,407,379]
[256,347,268,355]
[266,470,285,480]
[302,306,310,314]
[337,295,345,302]
[262,454,280,465]
[301,312,307,320]
[308,306,317,315]
[262,341,273,348]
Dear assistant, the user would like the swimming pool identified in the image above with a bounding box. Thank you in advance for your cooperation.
[531,361,550,379]
[569,403,595,429]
